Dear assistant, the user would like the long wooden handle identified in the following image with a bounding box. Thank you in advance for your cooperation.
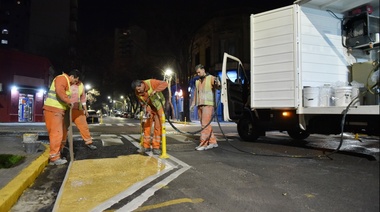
[68,107,74,162]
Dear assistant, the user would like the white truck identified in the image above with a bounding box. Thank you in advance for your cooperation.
[221,0,379,141]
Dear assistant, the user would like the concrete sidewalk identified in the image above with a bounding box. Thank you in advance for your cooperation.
[0,135,48,212]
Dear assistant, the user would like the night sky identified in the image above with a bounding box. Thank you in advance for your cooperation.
[78,0,294,37]
[76,0,294,93]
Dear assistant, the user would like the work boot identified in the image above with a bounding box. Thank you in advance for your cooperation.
[86,143,97,150]
[196,146,207,151]
[152,148,162,155]
[49,158,68,165]
[205,143,218,150]
[138,147,151,154]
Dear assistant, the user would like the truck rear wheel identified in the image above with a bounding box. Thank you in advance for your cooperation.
[237,116,260,141]
[287,130,310,140]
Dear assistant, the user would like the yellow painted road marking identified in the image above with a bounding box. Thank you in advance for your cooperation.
[55,155,165,212]
[135,198,204,211]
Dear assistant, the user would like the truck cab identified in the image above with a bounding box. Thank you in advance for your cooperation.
[221,0,379,141]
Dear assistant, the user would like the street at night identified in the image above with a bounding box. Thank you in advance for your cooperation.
[1,0,379,211]
[2,117,378,211]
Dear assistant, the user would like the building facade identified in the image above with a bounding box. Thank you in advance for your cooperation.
[189,13,251,121]
[0,49,52,122]
[0,0,77,122]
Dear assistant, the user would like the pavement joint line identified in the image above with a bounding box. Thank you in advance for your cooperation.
[0,144,49,212]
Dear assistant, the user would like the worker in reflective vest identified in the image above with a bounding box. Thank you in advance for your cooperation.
[190,64,221,151]
[43,69,80,165]
[132,79,168,155]
[70,80,97,150]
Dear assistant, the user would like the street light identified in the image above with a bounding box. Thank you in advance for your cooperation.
[85,84,91,90]
[85,84,92,110]
[164,69,173,80]
[164,68,175,120]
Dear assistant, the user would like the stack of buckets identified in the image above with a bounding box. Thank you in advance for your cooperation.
[23,133,41,154]
[303,85,360,107]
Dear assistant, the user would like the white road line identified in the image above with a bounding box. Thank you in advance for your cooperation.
[101,138,124,146]
[90,134,191,212]
[99,134,119,137]
[116,134,191,212]
[91,134,172,211]
[118,161,190,212]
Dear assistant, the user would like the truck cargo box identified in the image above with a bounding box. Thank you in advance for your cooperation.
[248,0,379,115]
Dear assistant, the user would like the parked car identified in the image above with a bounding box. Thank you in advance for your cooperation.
[86,110,99,123]
[114,110,123,117]
[122,112,129,118]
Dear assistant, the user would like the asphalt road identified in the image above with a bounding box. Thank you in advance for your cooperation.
[9,117,380,211]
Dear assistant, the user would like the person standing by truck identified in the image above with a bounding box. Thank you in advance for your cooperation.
[43,70,79,165]
[131,79,168,155]
[190,64,221,151]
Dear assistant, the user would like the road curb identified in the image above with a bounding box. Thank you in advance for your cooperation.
[0,144,49,211]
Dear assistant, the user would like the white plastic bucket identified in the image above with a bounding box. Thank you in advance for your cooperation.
[334,86,352,106]
[351,87,360,106]
[303,87,319,107]
[319,85,332,107]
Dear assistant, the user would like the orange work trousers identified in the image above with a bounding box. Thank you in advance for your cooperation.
[142,107,164,149]
[44,110,67,162]
[71,109,92,144]
[198,105,217,146]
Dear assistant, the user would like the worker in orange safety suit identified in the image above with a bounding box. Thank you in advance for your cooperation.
[69,78,97,150]
[131,79,168,155]
[43,70,80,165]
[190,64,221,151]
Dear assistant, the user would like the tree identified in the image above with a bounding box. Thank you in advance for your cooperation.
[86,88,100,110]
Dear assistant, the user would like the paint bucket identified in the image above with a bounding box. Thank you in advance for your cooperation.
[23,133,38,142]
[23,141,41,154]
[319,85,332,107]
[334,86,352,106]
[303,87,319,107]
[351,87,361,106]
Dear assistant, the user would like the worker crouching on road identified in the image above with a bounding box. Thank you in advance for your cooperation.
[43,70,79,165]
[69,74,97,150]
[190,64,221,151]
[132,79,168,155]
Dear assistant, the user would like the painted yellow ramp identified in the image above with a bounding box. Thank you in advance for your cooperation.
[54,155,165,211]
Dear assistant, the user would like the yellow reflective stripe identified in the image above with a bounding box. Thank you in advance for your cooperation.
[139,80,165,110]
[44,74,71,109]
